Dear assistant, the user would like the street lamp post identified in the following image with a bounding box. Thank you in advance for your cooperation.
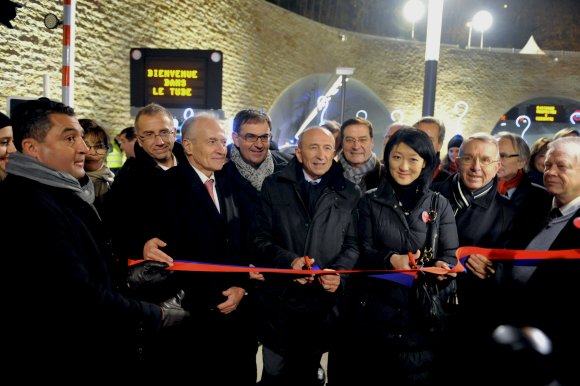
[336,67,355,123]
[403,0,426,40]
[466,21,473,48]
[471,10,493,49]
[422,0,444,117]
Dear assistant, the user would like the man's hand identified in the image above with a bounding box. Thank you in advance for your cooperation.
[160,290,190,328]
[127,260,172,290]
[465,253,495,280]
[143,237,173,265]
[319,269,340,292]
[291,256,314,285]
[249,264,265,281]
[217,286,246,314]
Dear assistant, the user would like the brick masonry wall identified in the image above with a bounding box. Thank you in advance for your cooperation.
[1,0,578,140]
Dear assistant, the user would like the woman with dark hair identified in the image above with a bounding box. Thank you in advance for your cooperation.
[345,127,459,385]
[79,118,115,216]
[527,136,552,187]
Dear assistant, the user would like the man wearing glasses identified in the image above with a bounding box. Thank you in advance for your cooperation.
[431,132,517,385]
[337,117,384,193]
[223,109,292,381]
[494,131,550,210]
[106,103,187,262]
[224,109,291,269]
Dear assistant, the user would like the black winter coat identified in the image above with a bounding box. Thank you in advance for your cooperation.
[222,149,291,262]
[0,174,161,377]
[346,177,459,385]
[251,159,360,353]
[105,141,187,262]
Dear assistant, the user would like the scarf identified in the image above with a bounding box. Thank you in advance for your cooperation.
[338,151,377,186]
[7,152,96,207]
[449,173,495,216]
[497,169,523,196]
[229,144,274,191]
[86,164,115,197]
[433,163,442,180]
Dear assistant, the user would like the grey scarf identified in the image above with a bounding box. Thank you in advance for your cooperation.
[230,145,274,191]
[338,151,377,185]
[7,152,96,206]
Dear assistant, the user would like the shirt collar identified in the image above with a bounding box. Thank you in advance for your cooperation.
[554,195,580,217]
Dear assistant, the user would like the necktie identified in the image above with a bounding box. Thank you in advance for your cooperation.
[548,207,562,220]
[204,178,218,208]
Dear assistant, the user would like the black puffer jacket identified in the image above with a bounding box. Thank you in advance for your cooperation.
[349,177,459,385]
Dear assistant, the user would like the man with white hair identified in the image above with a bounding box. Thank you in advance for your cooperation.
[505,137,580,385]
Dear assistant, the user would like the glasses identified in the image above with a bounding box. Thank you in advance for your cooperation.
[344,137,370,145]
[459,155,498,166]
[137,129,174,142]
[240,133,271,143]
[500,153,519,159]
[86,143,108,155]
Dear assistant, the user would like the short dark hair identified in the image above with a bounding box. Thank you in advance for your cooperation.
[120,126,136,141]
[340,117,374,138]
[321,120,340,134]
[134,103,174,132]
[413,116,446,146]
[232,109,272,134]
[11,97,75,152]
[383,126,438,187]
[79,118,111,153]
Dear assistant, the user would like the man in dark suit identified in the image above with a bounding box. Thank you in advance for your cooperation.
[431,132,516,385]
[252,126,360,386]
[105,103,186,264]
[413,116,451,185]
[223,109,291,267]
[142,113,256,385]
[1,98,186,379]
[337,117,384,193]
[503,136,580,386]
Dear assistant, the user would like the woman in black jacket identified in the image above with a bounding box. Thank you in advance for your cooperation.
[348,127,459,386]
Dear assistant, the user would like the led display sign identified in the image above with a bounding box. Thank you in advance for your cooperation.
[526,104,565,123]
[130,48,222,116]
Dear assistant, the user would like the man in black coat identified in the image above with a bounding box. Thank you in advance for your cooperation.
[252,126,360,386]
[414,116,452,185]
[1,98,186,380]
[500,137,580,386]
[105,103,187,265]
[431,132,516,385]
[337,117,384,193]
[141,113,256,385]
[223,109,292,266]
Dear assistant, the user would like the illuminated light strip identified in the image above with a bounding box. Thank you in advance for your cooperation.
[516,114,531,139]
[62,0,76,107]
[390,109,404,123]
[356,110,368,119]
[295,75,344,139]
[570,112,580,125]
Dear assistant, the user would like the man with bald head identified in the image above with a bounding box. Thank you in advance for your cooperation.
[139,113,256,384]
[252,126,360,386]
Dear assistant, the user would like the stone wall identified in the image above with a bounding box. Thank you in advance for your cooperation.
[1,0,578,138]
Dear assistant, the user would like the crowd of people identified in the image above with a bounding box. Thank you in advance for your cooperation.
[0,99,578,385]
